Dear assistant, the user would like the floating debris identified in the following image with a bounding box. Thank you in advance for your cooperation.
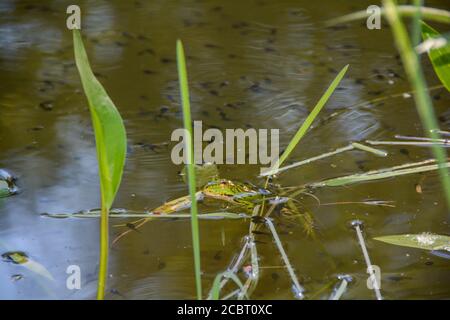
[351,220,383,300]
[2,251,54,281]
[0,169,19,197]
[2,251,29,264]
[11,274,24,282]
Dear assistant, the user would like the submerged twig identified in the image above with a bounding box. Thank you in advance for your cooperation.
[265,218,305,299]
[351,142,388,157]
[430,129,450,137]
[260,142,386,177]
[394,134,449,143]
[351,220,382,300]
[238,235,259,300]
[207,236,251,300]
[307,159,450,188]
[321,200,396,208]
[329,275,352,300]
[366,140,449,147]
[41,211,250,220]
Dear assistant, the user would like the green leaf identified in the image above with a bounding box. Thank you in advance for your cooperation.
[73,30,127,210]
[264,65,349,175]
[176,39,202,300]
[73,29,127,300]
[421,21,450,91]
[374,233,450,251]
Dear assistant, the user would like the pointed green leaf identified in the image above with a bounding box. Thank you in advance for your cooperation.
[374,233,450,251]
[73,30,127,209]
[421,22,450,91]
[264,65,349,175]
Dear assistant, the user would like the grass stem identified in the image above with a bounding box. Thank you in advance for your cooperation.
[383,0,450,209]
[176,40,202,299]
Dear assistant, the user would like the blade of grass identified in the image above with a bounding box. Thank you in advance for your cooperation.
[383,0,450,209]
[374,233,450,251]
[309,159,450,187]
[263,65,349,176]
[326,5,450,26]
[412,0,424,48]
[176,39,202,300]
[73,30,127,300]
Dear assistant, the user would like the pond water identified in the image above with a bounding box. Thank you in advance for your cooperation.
[0,0,448,299]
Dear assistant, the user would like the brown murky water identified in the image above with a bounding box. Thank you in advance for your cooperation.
[0,0,449,299]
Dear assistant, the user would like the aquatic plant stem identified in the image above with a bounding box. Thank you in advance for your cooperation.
[325,5,450,26]
[383,0,450,209]
[73,30,127,300]
[263,65,349,176]
[265,218,304,299]
[177,40,202,299]
[97,206,108,300]
[352,222,383,300]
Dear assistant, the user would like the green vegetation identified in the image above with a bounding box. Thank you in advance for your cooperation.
[374,233,450,251]
[326,5,450,25]
[264,65,349,176]
[38,2,448,300]
[73,30,127,300]
[383,0,450,208]
[421,22,450,91]
[176,40,202,300]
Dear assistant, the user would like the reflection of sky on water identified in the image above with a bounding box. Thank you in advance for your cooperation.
[0,116,101,299]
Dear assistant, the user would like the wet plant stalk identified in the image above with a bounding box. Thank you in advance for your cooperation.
[353,223,382,300]
[177,40,202,299]
[329,278,349,300]
[97,206,108,300]
[265,218,304,299]
[383,0,450,209]
[73,30,127,300]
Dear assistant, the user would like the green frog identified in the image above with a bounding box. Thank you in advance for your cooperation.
[202,179,271,211]
[112,179,271,244]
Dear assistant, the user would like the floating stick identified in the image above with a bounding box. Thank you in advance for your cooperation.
[351,142,388,157]
[329,275,353,300]
[265,218,305,299]
[366,140,449,147]
[260,142,387,177]
[351,220,383,300]
[430,129,450,137]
